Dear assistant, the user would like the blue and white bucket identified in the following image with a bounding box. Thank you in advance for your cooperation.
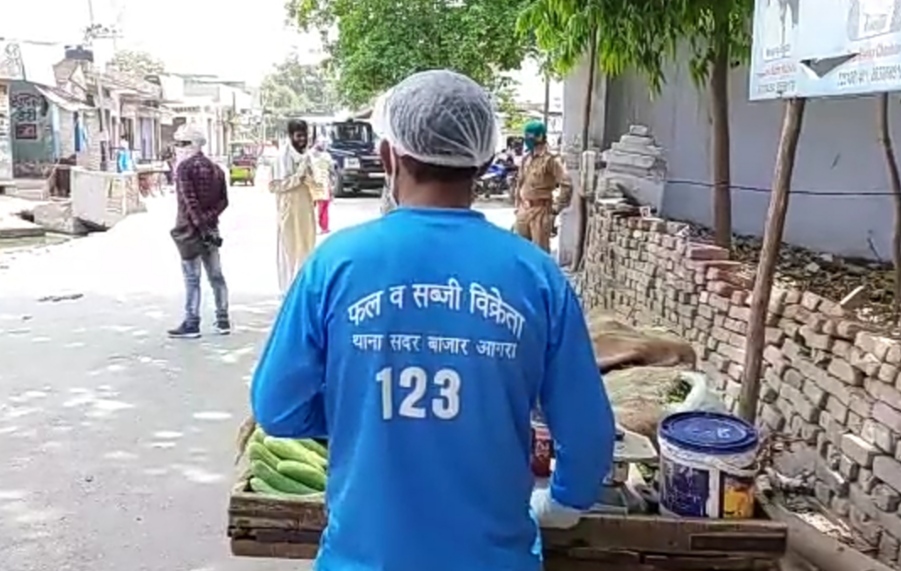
[658,411,759,519]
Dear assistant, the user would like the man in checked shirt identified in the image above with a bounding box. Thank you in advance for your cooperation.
[168,124,231,339]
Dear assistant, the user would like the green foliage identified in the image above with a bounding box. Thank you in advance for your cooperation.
[682,0,754,86]
[495,85,529,132]
[288,0,534,108]
[517,0,753,94]
[259,54,339,133]
[108,49,165,78]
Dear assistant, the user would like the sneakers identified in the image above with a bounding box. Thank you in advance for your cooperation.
[167,319,231,338]
[168,321,201,339]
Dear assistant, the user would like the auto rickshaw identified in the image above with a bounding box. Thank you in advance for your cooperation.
[228,141,258,186]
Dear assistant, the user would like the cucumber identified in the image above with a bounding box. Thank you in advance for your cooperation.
[250,460,318,495]
[277,460,327,491]
[299,439,328,459]
[252,427,266,444]
[249,476,295,497]
[264,437,327,471]
[248,441,280,468]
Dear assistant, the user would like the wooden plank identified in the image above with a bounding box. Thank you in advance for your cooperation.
[228,489,327,531]
[643,555,776,570]
[230,538,318,559]
[543,514,787,557]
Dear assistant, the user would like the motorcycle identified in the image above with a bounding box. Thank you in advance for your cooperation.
[475,158,517,199]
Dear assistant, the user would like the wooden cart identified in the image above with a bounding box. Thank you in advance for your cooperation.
[228,476,789,571]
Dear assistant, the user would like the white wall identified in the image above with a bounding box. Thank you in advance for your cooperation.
[595,57,901,261]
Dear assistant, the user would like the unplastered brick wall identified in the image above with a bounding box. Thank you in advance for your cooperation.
[572,203,901,565]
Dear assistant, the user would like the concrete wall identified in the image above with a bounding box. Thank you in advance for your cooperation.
[9,81,54,178]
[70,167,143,228]
[574,204,901,565]
[558,56,609,267]
[603,60,901,261]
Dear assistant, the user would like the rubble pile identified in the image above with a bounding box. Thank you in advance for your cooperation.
[688,225,899,334]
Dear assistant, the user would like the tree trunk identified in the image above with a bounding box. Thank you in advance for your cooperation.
[710,29,732,250]
[573,27,598,271]
[738,98,806,424]
[877,93,901,318]
[543,69,551,126]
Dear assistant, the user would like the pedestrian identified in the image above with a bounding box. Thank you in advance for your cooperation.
[270,119,316,294]
[162,146,175,186]
[117,137,135,173]
[309,138,333,234]
[513,120,572,252]
[167,124,231,339]
[251,70,615,571]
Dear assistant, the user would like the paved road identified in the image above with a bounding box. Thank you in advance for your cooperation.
[0,186,514,571]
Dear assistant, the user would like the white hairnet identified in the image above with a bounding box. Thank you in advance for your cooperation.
[371,70,498,168]
[173,124,207,146]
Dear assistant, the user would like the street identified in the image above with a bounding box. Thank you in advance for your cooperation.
[0,186,514,571]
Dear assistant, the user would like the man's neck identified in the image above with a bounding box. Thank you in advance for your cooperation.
[401,185,473,209]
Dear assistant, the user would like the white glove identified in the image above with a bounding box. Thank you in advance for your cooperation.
[529,487,582,529]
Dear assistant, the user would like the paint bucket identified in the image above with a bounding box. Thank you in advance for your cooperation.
[658,411,758,519]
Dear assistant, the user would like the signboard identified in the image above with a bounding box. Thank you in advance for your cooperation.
[750,0,901,99]
[0,42,24,81]
[10,91,44,141]
[749,0,802,99]
[0,82,11,180]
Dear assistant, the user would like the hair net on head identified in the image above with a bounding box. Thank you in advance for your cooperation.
[173,124,207,146]
[371,70,498,169]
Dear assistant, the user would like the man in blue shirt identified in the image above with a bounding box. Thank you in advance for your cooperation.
[251,70,615,571]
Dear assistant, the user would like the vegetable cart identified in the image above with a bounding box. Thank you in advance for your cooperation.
[228,468,789,570]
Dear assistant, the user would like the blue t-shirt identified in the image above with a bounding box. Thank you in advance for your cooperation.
[251,207,615,571]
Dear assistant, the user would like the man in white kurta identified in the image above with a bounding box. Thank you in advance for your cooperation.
[269,120,317,294]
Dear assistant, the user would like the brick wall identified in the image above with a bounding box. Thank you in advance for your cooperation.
[573,202,901,565]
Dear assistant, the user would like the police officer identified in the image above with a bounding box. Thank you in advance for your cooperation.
[513,120,572,252]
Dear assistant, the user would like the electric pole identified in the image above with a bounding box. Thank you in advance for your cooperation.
[84,0,121,171]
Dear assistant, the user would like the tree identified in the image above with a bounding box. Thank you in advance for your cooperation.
[259,54,339,135]
[495,85,529,133]
[684,0,754,250]
[519,0,753,250]
[259,54,338,115]
[518,0,682,269]
[108,49,165,78]
[287,0,533,108]
[877,93,901,320]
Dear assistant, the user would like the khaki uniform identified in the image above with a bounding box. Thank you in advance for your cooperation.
[513,149,572,252]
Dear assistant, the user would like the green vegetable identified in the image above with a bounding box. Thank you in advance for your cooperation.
[299,439,328,459]
[250,460,318,495]
[277,460,327,491]
[252,427,266,444]
[264,437,327,471]
[248,441,281,468]
[250,476,295,497]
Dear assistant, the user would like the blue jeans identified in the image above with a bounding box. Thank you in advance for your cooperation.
[181,247,229,325]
